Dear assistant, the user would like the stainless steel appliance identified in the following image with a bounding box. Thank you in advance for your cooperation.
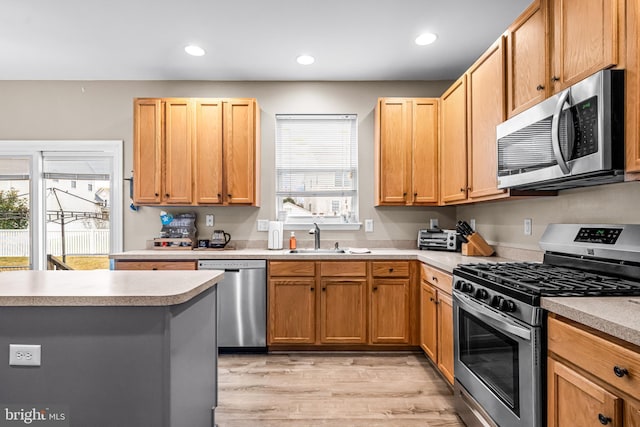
[452,224,640,427]
[198,260,267,351]
[496,70,624,191]
[418,228,460,251]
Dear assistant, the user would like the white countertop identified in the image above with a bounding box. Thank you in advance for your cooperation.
[542,297,640,347]
[0,270,223,306]
[110,248,514,274]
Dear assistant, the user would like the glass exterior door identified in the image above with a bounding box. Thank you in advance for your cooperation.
[0,158,31,271]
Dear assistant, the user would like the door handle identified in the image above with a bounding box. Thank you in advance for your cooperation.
[551,89,571,174]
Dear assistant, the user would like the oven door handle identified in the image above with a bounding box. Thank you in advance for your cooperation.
[456,295,532,341]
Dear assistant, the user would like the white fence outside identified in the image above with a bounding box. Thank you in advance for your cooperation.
[0,229,109,256]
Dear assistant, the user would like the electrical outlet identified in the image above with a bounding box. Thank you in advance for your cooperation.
[524,218,532,236]
[257,219,269,231]
[9,344,41,366]
[364,219,374,233]
[205,214,215,227]
[469,219,476,231]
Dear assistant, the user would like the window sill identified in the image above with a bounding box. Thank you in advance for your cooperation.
[283,223,362,231]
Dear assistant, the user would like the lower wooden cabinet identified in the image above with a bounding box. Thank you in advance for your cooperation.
[267,260,416,348]
[114,260,196,270]
[547,315,640,427]
[268,278,316,344]
[419,263,454,384]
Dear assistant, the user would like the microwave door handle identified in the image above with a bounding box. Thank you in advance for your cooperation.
[552,89,571,174]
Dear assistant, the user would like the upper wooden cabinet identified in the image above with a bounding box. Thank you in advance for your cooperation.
[133,97,260,206]
[506,0,548,117]
[550,0,620,92]
[440,76,468,204]
[466,37,509,202]
[626,0,640,174]
[375,98,439,206]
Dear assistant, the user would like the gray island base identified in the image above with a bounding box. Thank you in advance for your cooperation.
[0,270,222,427]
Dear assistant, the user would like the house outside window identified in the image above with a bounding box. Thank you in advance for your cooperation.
[275,114,359,230]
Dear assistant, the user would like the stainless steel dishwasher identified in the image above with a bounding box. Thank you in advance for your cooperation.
[197,260,267,352]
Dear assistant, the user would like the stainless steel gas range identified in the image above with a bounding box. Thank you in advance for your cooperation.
[452,224,640,427]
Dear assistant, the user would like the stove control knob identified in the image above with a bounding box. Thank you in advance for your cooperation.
[474,289,488,300]
[461,282,474,293]
[498,298,516,313]
[491,296,503,308]
[454,280,465,291]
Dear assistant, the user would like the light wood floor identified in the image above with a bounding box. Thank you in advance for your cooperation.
[216,352,464,427]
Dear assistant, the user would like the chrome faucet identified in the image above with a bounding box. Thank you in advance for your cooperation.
[309,222,321,250]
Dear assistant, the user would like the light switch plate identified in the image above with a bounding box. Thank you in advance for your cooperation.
[205,214,215,227]
[257,219,269,231]
[524,218,532,235]
[10,344,41,366]
[364,219,374,233]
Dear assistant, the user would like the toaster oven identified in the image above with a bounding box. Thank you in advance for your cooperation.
[418,229,460,251]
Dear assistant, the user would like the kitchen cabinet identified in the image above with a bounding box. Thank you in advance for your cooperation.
[370,261,411,344]
[114,260,197,270]
[626,0,640,174]
[268,261,316,344]
[419,263,454,384]
[319,262,367,344]
[440,76,468,204]
[374,98,439,206]
[466,37,509,202]
[506,0,548,117]
[550,0,620,93]
[547,315,640,426]
[133,97,260,206]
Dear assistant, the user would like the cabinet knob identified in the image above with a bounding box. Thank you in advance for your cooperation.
[322,287,326,291]
[429,297,434,302]
[389,268,394,273]
[536,84,545,91]
[613,366,628,377]
[154,193,159,197]
[227,194,232,198]
[165,193,170,197]
[403,192,407,198]
[414,192,418,197]
[598,414,611,425]
[217,193,222,198]
[152,267,158,271]
[373,286,378,291]
[460,188,465,192]
[551,76,560,82]
[432,276,438,282]
[310,287,314,291]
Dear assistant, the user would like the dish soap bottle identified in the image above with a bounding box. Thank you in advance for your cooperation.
[289,232,297,250]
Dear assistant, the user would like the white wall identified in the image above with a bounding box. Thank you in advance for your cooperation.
[0,80,456,250]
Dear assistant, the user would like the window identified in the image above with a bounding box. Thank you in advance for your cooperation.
[275,114,359,229]
[0,141,123,270]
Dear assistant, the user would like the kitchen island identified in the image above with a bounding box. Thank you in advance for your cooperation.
[0,270,223,427]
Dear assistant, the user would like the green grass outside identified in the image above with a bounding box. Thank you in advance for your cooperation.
[0,256,109,270]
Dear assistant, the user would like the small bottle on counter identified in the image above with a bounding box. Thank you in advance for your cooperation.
[289,232,297,250]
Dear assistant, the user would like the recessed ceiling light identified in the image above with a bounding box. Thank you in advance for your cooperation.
[415,33,438,46]
[184,45,206,56]
[296,55,315,65]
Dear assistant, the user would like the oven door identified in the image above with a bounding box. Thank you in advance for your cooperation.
[453,291,542,427]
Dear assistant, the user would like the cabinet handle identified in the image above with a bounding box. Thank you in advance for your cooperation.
[152,267,158,270]
[432,276,438,282]
[460,188,465,192]
[551,76,560,82]
[403,192,407,198]
[598,414,611,425]
[536,84,545,91]
[435,301,440,305]
[373,286,378,291]
[613,366,628,377]
[217,193,222,198]
[389,268,394,273]
[322,287,326,291]
[429,297,434,302]
[165,193,170,197]
[310,287,314,291]
[154,193,159,197]
[227,194,232,198]
[414,192,418,197]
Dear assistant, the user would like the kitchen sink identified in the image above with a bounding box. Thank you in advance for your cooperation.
[288,249,346,254]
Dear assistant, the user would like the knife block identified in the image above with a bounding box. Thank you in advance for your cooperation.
[462,233,495,256]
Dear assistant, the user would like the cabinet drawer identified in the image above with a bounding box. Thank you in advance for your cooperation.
[548,317,640,399]
[420,264,452,294]
[269,261,315,277]
[371,261,409,277]
[115,260,196,270]
[320,261,367,277]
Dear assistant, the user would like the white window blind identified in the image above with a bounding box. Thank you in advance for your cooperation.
[275,114,358,226]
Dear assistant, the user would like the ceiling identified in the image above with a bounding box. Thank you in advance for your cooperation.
[0,0,532,81]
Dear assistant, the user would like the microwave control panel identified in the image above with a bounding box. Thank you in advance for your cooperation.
[569,95,598,159]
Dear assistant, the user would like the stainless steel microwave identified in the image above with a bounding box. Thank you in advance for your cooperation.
[496,70,625,190]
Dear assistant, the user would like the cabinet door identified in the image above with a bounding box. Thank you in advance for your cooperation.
[370,279,410,344]
[163,98,193,204]
[375,98,412,205]
[440,76,468,204]
[506,0,548,117]
[547,358,622,427]
[420,281,437,361]
[625,399,640,427]
[467,37,508,201]
[224,99,258,205]
[412,99,439,204]
[194,99,223,204]
[320,279,367,344]
[627,0,640,173]
[133,99,162,204]
[436,291,454,384]
[268,278,316,344]
[551,0,618,92]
